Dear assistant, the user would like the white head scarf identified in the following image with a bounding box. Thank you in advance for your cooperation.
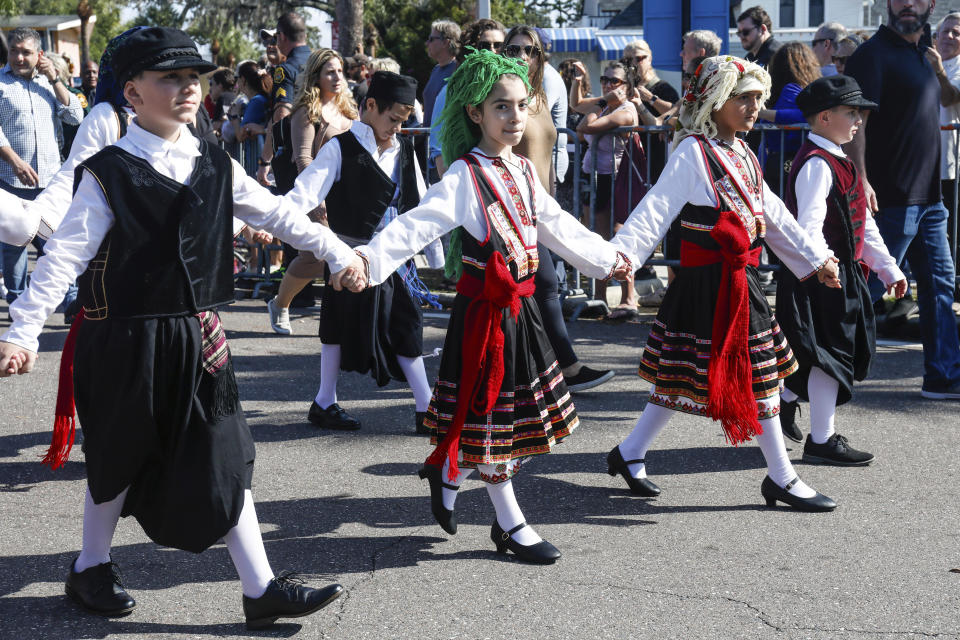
[674,55,771,148]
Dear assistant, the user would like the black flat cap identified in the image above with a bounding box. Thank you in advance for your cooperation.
[366,71,418,106]
[113,27,217,86]
[796,74,878,117]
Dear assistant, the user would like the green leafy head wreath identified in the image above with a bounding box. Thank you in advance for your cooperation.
[437,47,532,169]
[437,48,532,279]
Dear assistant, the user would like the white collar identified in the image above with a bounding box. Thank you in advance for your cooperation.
[351,120,396,156]
[125,119,201,159]
[807,132,846,158]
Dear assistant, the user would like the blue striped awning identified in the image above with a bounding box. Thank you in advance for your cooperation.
[596,32,644,61]
[542,27,596,53]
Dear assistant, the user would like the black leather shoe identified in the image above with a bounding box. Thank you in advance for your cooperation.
[307,402,360,430]
[417,464,457,534]
[606,446,660,496]
[760,476,837,512]
[415,411,431,435]
[243,573,343,630]
[65,558,136,617]
[779,399,803,443]
[490,521,561,564]
[802,433,874,466]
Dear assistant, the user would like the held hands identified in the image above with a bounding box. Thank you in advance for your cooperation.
[250,230,273,244]
[0,341,37,377]
[817,257,842,289]
[328,253,368,293]
[610,252,633,281]
[887,278,908,299]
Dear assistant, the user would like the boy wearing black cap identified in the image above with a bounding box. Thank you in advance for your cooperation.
[776,75,907,465]
[0,27,366,628]
[294,70,442,434]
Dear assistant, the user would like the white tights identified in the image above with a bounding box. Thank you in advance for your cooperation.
[314,345,433,413]
[780,367,840,444]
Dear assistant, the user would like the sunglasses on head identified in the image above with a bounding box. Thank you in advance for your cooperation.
[476,40,504,52]
[503,44,539,58]
[599,75,624,86]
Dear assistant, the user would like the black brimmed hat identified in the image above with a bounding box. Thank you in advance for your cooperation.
[366,71,418,105]
[796,74,878,117]
[113,27,217,86]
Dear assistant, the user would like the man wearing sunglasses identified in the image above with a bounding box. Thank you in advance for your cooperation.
[736,5,781,68]
[811,22,848,76]
[422,19,460,182]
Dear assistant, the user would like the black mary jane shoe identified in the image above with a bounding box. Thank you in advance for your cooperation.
[606,446,661,497]
[415,411,431,435]
[490,521,561,565]
[760,476,837,512]
[779,399,803,443]
[65,558,136,617]
[417,465,458,534]
[243,572,343,630]
[307,402,361,430]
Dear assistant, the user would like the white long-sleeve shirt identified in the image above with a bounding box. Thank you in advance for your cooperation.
[612,135,831,279]
[284,119,444,268]
[357,148,618,286]
[1,119,357,353]
[794,133,904,287]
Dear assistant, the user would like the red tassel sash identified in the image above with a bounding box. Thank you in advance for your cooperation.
[680,211,764,445]
[425,252,535,480]
[44,307,85,469]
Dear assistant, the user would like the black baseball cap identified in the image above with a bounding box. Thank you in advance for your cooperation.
[113,27,217,86]
[796,74,878,117]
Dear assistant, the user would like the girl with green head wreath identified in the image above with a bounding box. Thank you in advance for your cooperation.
[355,47,630,564]
[438,48,530,278]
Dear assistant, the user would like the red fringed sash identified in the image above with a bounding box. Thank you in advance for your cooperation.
[424,252,535,480]
[680,210,763,445]
[44,307,85,469]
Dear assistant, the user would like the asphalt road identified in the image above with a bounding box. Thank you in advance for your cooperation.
[1,297,958,639]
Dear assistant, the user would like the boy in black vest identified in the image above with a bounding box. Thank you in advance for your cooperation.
[295,70,442,433]
[776,75,907,465]
[0,28,367,629]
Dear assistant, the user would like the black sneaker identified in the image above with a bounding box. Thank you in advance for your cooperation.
[802,433,874,466]
[565,366,615,393]
[243,572,343,630]
[65,558,136,617]
[307,402,361,430]
[779,399,803,443]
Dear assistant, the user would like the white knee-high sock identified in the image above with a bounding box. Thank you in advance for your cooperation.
[440,455,473,511]
[755,416,816,498]
[481,470,541,546]
[808,367,839,444]
[223,490,274,599]
[75,486,128,572]
[780,386,799,403]
[314,344,341,408]
[618,403,674,478]
[397,355,432,412]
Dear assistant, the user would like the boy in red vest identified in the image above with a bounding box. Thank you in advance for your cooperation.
[776,75,907,465]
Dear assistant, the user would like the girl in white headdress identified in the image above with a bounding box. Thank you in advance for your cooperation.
[608,56,842,511]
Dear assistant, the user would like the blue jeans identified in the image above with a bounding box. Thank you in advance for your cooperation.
[868,202,960,390]
[0,182,78,308]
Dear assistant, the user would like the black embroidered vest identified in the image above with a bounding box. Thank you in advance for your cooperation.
[324,131,420,241]
[76,141,235,319]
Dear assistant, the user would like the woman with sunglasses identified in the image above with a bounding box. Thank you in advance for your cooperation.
[501,26,617,391]
[571,60,649,320]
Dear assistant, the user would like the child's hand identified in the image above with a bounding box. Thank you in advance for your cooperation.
[887,278,908,299]
[610,252,633,281]
[816,257,841,289]
[329,254,368,292]
[0,341,37,377]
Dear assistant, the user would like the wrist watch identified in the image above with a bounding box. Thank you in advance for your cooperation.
[50,76,62,85]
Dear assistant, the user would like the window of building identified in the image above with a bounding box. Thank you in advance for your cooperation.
[780,0,795,28]
[809,0,825,26]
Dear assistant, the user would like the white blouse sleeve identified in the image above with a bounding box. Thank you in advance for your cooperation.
[763,184,831,280]
[534,173,617,279]
[793,157,832,258]
[611,137,700,267]
[0,187,39,246]
[25,102,122,236]
[229,157,357,273]
[358,160,487,285]
[1,171,115,353]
